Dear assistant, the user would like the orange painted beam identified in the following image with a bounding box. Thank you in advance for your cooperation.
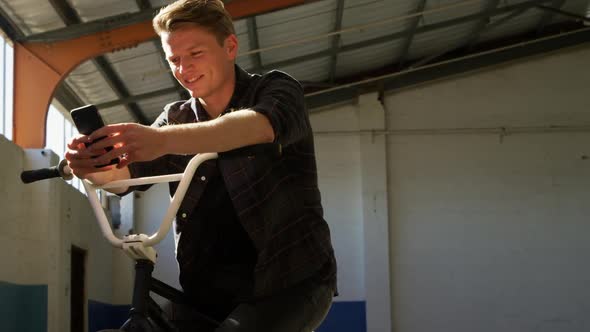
[226,0,308,19]
[13,44,61,149]
[13,0,310,148]
[14,21,157,148]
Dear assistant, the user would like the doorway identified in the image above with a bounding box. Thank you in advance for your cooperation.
[71,246,86,332]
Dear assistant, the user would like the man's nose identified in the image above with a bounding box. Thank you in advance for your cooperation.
[179,58,193,74]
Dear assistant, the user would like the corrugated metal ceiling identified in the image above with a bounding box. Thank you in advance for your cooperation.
[1,0,588,124]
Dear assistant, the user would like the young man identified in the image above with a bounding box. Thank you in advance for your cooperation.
[65,0,337,331]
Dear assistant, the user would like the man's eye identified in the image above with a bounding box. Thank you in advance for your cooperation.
[191,52,202,57]
[169,58,179,64]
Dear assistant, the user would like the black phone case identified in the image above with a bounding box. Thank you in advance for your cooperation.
[70,105,119,167]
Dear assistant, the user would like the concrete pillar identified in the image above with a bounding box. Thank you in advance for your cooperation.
[357,92,392,332]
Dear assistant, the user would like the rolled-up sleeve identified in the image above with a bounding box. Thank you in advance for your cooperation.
[252,71,310,146]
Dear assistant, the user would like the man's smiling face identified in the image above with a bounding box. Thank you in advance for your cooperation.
[161,23,237,100]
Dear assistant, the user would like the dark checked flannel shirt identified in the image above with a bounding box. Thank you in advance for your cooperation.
[125,65,337,298]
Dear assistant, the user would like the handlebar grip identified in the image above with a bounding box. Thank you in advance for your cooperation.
[219,143,282,159]
[20,167,61,184]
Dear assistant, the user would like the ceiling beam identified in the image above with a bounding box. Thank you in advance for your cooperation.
[54,83,85,111]
[398,0,428,68]
[328,0,345,82]
[48,0,79,23]
[535,0,568,35]
[93,57,150,123]
[536,0,567,34]
[136,0,189,101]
[246,17,263,70]
[481,5,531,32]
[0,4,24,40]
[467,0,501,50]
[93,80,339,109]
[95,87,179,109]
[411,0,505,68]
[21,0,320,43]
[535,3,590,23]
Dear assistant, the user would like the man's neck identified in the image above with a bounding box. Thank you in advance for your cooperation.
[199,66,236,118]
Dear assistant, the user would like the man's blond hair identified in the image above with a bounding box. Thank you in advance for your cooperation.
[153,0,235,45]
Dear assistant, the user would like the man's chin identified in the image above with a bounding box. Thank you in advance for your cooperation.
[188,89,200,98]
[189,89,210,99]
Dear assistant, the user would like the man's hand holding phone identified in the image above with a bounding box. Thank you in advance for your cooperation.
[85,123,166,169]
[69,104,119,168]
[65,134,117,179]
[65,104,171,179]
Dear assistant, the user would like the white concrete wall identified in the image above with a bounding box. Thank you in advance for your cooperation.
[384,44,590,332]
[307,44,590,332]
[312,105,364,303]
[387,133,590,332]
[0,136,133,332]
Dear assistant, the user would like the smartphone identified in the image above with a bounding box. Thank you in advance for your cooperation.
[70,105,119,167]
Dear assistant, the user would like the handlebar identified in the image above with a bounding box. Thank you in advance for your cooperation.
[20,143,281,249]
[20,159,73,183]
[87,152,218,248]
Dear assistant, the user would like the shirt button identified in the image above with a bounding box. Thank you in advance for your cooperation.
[200,176,206,181]
[181,213,187,218]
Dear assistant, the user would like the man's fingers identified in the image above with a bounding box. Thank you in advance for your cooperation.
[71,165,115,179]
[68,135,91,148]
[67,157,99,170]
[65,148,87,160]
[88,123,129,142]
[92,145,131,166]
[67,146,101,159]
[88,134,123,152]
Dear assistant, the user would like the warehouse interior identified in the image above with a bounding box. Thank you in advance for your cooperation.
[1,0,590,331]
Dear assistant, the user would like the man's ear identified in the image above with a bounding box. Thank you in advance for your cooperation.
[224,34,239,59]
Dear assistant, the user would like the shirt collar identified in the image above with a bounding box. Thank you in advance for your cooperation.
[227,64,251,111]
[185,65,252,121]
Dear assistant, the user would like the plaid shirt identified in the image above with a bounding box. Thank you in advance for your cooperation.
[127,65,337,297]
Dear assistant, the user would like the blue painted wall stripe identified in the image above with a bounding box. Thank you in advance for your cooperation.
[0,284,365,332]
[317,301,367,332]
[0,281,47,332]
[88,300,131,332]
[87,300,367,332]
